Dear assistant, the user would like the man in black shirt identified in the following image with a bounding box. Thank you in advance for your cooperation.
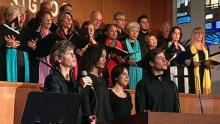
[135,48,180,113]
[157,21,171,50]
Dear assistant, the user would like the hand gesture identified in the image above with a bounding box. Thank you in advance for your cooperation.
[185,59,191,66]
[27,39,37,50]
[80,76,93,88]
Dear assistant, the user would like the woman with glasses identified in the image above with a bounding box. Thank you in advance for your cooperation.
[187,27,213,95]
[121,22,143,89]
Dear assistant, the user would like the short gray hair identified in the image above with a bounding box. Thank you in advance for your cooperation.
[50,40,75,68]
[126,22,140,32]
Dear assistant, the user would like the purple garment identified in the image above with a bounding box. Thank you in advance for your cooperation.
[39,56,51,85]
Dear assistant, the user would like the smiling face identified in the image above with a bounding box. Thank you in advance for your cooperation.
[116,68,129,87]
[147,35,158,50]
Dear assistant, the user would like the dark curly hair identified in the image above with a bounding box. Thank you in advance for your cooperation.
[111,64,128,86]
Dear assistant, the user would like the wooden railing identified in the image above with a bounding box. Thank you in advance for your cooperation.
[0,81,42,124]
[125,89,220,115]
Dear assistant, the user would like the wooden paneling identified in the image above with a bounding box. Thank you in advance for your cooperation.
[127,89,220,115]
[0,0,172,34]
[0,82,42,124]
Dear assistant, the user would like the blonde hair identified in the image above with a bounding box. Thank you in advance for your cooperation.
[190,27,207,49]
[2,5,20,23]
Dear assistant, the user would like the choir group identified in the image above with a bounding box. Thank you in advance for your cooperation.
[0,2,215,124]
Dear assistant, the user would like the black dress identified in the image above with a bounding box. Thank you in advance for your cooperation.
[85,73,113,124]
[0,24,31,82]
[135,71,180,113]
[166,43,189,93]
[109,89,132,119]
[44,70,91,124]
[187,50,206,94]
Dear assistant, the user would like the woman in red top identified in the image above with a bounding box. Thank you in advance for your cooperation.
[104,24,125,87]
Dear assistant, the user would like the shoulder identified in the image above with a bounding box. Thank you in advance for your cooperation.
[165,79,177,88]
[45,71,62,83]
[136,78,148,91]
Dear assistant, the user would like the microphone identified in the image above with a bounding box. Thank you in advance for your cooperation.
[81,70,94,90]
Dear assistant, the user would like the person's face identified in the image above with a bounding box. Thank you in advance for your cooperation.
[114,16,126,30]
[19,11,27,26]
[150,52,168,71]
[20,13,27,23]
[61,14,73,29]
[140,18,149,31]
[96,50,107,69]
[106,26,118,40]
[6,9,20,23]
[128,27,139,41]
[172,28,181,43]
[92,13,103,30]
[116,68,129,87]
[88,24,95,37]
[41,13,52,29]
[148,36,157,50]
[194,30,204,42]
[60,49,77,68]
[161,22,171,38]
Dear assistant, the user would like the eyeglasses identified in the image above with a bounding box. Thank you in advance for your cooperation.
[195,31,204,35]
[94,18,102,22]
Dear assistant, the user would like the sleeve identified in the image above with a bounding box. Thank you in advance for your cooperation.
[35,34,59,57]
[135,80,147,113]
[104,89,114,121]
[185,46,195,68]
[44,75,62,93]
[79,87,91,124]
[172,82,180,113]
